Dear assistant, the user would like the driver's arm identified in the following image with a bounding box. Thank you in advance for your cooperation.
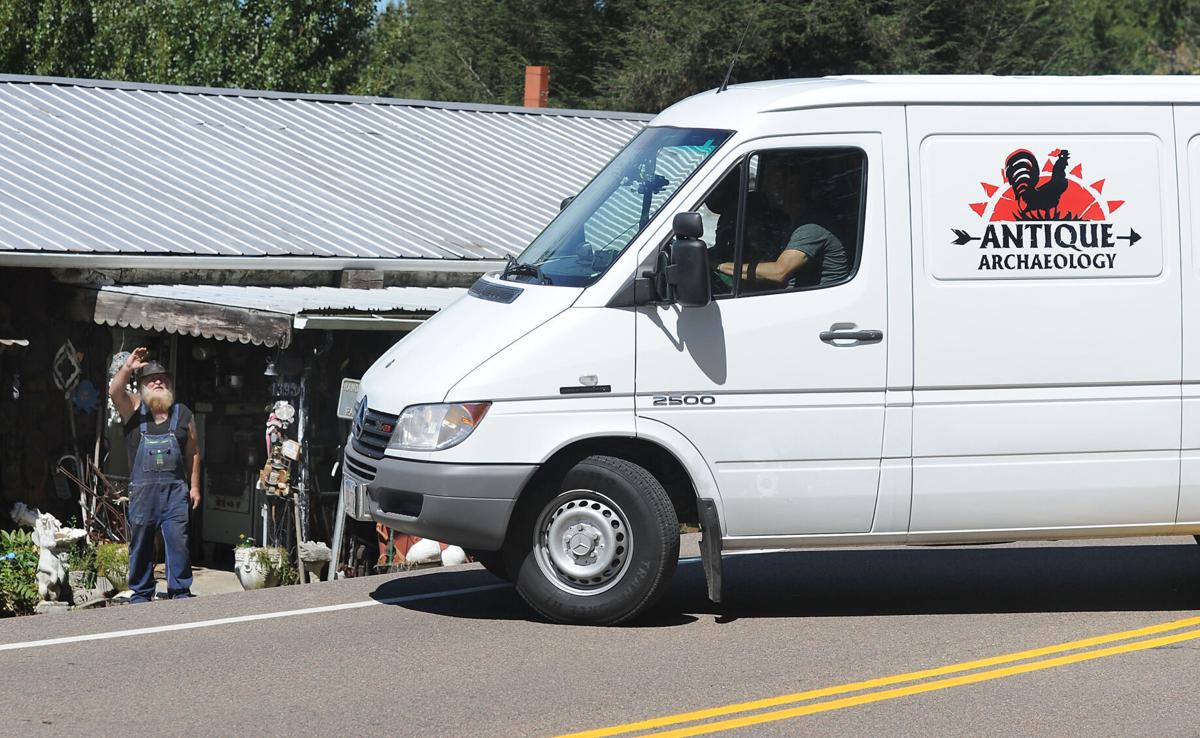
[718,249,809,286]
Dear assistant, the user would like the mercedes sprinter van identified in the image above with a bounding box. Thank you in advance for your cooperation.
[344,76,1200,624]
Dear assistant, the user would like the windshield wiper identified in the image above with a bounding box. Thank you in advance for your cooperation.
[502,255,550,285]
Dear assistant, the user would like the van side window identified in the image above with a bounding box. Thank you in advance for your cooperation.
[702,148,866,297]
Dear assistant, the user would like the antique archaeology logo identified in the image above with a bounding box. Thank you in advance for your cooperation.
[951,148,1140,272]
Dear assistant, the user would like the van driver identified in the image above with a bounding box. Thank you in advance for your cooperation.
[716,163,850,290]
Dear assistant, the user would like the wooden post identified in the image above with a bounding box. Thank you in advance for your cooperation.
[328,485,346,581]
[292,497,306,584]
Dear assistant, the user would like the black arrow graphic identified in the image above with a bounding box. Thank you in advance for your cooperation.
[1116,228,1141,246]
[951,228,979,245]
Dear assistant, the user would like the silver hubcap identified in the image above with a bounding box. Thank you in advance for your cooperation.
[533,490,632,596]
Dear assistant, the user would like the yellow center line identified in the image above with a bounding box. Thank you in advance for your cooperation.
[556,615,1200,738]
[641,626,1200,738]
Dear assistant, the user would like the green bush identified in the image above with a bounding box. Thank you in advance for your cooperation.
[94,543,129,590]
[0,529,39,617]
[67,540,98,590]
[256,547,298,587]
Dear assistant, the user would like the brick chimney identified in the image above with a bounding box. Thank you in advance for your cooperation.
[524,66,550,108]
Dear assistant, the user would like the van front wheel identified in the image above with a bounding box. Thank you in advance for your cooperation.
[508,455,679,625]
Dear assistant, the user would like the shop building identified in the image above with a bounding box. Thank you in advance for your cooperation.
[0,75,648,568]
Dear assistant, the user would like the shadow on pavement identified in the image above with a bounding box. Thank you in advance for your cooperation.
[369,568,700,626]
[372,543,1200,624]
[672,543,1200,620]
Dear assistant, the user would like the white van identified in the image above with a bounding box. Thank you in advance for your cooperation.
[345,76,1200,624]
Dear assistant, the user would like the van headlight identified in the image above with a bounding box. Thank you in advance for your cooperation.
[387,402,491,451]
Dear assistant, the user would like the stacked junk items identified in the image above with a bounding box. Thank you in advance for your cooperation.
[0,330,471,617]
[234,399,331,590]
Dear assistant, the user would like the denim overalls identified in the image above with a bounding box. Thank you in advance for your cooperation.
[127,404,193,602]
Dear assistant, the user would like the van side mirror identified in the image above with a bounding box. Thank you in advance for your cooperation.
[668,236,711,308]
[672,212,703,239]
[637,212,711,308]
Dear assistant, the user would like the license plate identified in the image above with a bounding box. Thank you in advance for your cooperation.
[336,378,362,420]
[341,476,372,522]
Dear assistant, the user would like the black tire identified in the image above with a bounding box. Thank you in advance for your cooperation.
[466,549,509,581]
[505,455,679,625]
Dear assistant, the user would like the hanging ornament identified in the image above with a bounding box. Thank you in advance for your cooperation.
[72,379,100,413]
[52,340,82,396]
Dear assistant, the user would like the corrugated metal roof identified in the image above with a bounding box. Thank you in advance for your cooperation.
[99,284,467,315]
[0,75,649,262]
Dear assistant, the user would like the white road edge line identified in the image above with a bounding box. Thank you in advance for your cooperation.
[0,555,721,653]
[0,583,511,653]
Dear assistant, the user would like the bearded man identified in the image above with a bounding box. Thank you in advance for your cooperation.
[108,347,201,602]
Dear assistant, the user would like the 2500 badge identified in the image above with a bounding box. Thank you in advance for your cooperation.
[651,394,716,406]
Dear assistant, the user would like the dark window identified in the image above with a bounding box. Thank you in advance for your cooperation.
[700,148,866,298]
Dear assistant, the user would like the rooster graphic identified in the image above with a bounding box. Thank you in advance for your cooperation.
[1004,148,1073,220]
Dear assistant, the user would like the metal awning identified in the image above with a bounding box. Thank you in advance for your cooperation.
[70,284,467,347]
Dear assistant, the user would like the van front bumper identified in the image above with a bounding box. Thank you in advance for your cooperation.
[343,442,537,551]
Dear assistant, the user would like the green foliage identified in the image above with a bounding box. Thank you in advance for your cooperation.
[30,0,94,76]
[593,0,1191,112]
[0,0,376,93]
[273,556,299,586]
[351,2,412,96]
[0,0,1197,112]
[0,529,40,617]
[237,0,376,93]
[354,0,618,107]
[254,546,298,586]
[89,0,248,86]
[0,0,39,75]
[94,542,128,587]
[66,539,97,590]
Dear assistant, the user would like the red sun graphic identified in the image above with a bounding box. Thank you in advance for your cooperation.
[968,148,1125,222]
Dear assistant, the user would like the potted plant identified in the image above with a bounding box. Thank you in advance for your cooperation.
[94,542,129,593]
[264,547,297,587]
[234,536,287,590]
[66,540,97,593]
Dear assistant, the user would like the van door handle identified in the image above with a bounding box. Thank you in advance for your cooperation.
[819,329,883,344]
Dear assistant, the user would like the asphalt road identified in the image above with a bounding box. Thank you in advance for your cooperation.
[3,535,1200,737]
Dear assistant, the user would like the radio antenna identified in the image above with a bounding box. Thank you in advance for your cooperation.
[717,22,751,94]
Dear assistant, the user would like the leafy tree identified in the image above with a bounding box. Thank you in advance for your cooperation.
[0,0,1195,111]
[238,0,376,93]
[90,0,246,86]
[0,0,39,75]
[595,0,1198,113]
[2,0,375,94]
[353,2,412,96]
[1104,0,1200,74]
[30,0,94,77]
[597,0,881,112]
[363,0,618,108]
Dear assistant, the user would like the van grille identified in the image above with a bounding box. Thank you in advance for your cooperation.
[352,406,399,460]
[344,454,377,482]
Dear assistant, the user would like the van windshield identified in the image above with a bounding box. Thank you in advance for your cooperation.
[503,126,732,287]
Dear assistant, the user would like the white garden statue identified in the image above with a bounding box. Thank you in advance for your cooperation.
[10,502,87,604]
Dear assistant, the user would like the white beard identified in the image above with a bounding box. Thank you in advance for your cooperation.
[140,386,174,415]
